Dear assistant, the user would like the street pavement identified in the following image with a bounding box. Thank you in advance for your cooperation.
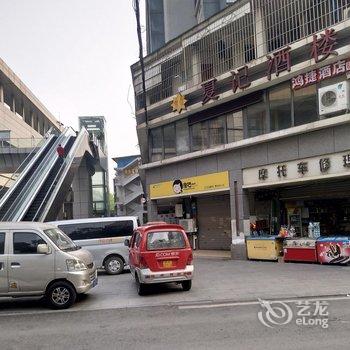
[1,257,350,314]
[1,297,350,349]
[1,258,350,349]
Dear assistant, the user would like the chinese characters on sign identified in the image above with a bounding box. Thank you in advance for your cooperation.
[202,28,341,102]
[277,165,287,178]
[297,162,308,175]
[257,155,350,180]
[292,58,350,90]
[232,66,251,93]
[311,28,337,63]
[319,158,331,173]
[258,168,268,180]
[343,154,350,168]
[202,78,219,105]
[267,47,291,80]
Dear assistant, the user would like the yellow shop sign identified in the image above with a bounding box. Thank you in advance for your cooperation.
[150,171,229,199]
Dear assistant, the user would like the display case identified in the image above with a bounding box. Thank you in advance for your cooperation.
[283,238,317,263]
[316,237,350,264]
[246,236,283,261]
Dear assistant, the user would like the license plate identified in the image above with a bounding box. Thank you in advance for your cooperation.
[92,278,98,287]
[162,260,173,268]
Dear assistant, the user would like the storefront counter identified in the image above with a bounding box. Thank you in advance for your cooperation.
[246,236,283,261]
[283,238,317,263]
[316,237,350,264]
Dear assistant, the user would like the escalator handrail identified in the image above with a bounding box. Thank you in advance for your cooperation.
[0,129,55,208]
[37,128,90,222]
[4,128,74,221]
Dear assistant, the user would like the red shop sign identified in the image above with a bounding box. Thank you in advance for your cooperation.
[292,58,350,90]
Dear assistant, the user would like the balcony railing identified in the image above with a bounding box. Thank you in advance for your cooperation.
[132,0,350,110]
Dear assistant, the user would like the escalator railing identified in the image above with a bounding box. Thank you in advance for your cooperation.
[0,130,55,204]
[23,136,76,221]
[2,128,75,221]
[0,134,57,220]
[36,128,90,222]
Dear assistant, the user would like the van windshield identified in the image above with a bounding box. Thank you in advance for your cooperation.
[147,231,186,250]
[44,228,78,251]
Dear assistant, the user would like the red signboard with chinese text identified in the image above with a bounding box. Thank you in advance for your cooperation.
[292,58,350,90]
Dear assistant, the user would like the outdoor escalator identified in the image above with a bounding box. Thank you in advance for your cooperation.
[0,136,57,220]
[22,136,76,221]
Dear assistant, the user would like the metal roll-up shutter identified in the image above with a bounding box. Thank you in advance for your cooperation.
[197,194,231,250]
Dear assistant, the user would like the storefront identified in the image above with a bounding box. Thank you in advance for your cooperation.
[149,171,231,250]
[243,150,350,263]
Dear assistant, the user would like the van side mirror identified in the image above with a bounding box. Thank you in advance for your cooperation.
[124,239,130,247]
[37,244,50,254]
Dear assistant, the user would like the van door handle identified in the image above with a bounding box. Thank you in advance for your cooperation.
[11,262,21,268]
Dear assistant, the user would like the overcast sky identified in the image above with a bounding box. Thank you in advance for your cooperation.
[0,0,145,186]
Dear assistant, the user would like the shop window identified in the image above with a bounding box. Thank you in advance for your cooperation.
[227,111,243,143]
[294,85,318,126]
[149,127,163,161]
[269,82,292,132]
[209,115,226,147]
[163,124,176,159]
[245,101,266,138]
[191,121,209,151]
[176,119,190,155]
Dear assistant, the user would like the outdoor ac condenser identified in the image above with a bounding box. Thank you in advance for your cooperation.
[318,81,350,117]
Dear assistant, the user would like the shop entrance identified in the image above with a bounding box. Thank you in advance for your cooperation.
[250,179,350,237]
[197,194,231,250]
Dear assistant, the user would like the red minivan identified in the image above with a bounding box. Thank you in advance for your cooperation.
[126,223,194,295]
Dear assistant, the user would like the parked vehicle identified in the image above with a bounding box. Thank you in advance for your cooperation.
[49,217,139,275]
[126,223,193,295]
[0,222,97,309]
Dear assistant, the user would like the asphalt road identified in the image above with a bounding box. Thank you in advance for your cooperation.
[2,258,350,314]
[1,258,350,349]
[1,297,350,350]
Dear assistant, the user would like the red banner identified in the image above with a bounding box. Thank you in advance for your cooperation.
[291,58,350,90]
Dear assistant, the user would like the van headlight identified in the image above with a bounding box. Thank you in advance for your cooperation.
[66,259,87,271]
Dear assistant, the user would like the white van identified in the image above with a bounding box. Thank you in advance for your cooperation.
[49,217,139,275]
[0,222,97,309]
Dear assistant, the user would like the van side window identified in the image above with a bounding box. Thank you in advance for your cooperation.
[13,232,45,254]
[59,220,134,241]
[0,233,5,254]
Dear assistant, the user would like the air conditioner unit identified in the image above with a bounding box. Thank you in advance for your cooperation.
[178,219,196,233]
[318,81,350,117]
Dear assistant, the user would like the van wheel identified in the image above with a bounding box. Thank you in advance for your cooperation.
[46,281,76,309]
[104,256,124,275]
[135,275,146,296]
[182,280,192,291]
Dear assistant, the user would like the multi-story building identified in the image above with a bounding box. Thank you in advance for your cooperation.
[146,0,232,53]
[132,0,350,252]
[0,57,62,181]
[113,155,146,223]
[0,57,109,221]
[78,116,109,217]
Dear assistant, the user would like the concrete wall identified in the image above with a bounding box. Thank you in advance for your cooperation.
[144,122,350,236]
[163,0,197,42]
[0,104,42,140]
[71,158,93,219]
